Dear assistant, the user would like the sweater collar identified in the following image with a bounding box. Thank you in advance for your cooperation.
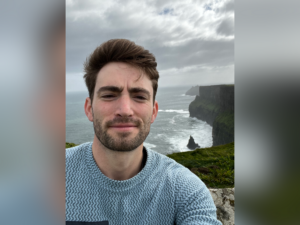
[85,142,152,191]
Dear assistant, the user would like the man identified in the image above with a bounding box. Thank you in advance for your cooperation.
[66,39,221,225]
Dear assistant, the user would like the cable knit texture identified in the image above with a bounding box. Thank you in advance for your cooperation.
[66,142,221,225]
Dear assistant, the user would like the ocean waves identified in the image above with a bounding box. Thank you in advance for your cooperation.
[158,109,189,114]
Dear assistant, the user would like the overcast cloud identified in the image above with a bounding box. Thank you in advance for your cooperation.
[66,0,234,92]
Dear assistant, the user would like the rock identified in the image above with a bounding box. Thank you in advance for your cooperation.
[187,135,200,150]
[209,188,235,225]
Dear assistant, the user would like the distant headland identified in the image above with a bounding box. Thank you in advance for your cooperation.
[185,85,200,96]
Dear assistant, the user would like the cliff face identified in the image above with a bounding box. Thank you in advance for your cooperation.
[189,85,234,146]
[189,95,220,125]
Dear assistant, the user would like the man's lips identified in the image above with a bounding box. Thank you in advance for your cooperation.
[109,124,138,131]
[109,123,137,128]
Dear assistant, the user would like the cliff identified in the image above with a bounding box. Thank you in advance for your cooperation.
[188,85,234,146]
[185,85,200,96]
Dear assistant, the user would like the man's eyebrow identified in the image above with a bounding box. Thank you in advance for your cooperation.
[97,86,124,94]
[129,87,151,97]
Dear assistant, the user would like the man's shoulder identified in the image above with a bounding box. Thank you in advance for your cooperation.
[147,148,201,183]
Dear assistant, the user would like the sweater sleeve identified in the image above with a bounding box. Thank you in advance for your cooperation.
[174,168,222,225]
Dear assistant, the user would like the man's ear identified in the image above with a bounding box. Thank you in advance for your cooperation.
[151,100,159,123]
[84,97,93,122]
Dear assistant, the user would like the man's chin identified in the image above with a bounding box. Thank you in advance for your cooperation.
[104,141,141,152]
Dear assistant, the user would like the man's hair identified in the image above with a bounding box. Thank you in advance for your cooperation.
[84,39,159,103]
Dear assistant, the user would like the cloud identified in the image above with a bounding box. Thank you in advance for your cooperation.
[159,8,174,15]
[216,17,234,36]
[66,0,234,91]
[219,0,234,13]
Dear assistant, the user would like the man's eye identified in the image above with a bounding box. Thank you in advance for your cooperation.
[135,96,146,100]
[102,95,115,99]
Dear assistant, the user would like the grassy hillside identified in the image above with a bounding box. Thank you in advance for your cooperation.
[167,142,234,188]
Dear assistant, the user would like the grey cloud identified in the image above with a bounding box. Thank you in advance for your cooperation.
[152,38,234,71]
[219,0,234,13]
[67,21,234,73]
[66,0,234,91]
[216,18,234,36]
[145,0,175,11]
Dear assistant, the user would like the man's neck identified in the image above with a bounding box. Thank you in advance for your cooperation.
[91,136,144,181]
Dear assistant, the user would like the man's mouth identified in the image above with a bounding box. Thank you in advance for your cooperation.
[109,123,138,131]
[110,123,137,128]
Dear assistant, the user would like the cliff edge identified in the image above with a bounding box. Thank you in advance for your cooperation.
[189,85,234,146]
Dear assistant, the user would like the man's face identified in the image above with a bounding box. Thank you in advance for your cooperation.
[85,62,158,152]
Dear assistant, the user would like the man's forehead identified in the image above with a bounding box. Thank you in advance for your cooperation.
[99,62,139,74]
[96,62,152,90]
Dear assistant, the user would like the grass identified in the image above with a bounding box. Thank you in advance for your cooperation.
[167,142,234,188]
[66,142,78,148]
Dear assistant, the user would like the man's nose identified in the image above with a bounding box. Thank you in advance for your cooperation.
[116,94,133,117]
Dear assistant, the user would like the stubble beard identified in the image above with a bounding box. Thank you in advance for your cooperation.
[93,116,151,152]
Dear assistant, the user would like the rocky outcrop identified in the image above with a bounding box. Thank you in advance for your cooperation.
[209,188,235,225]
[185,86,200,96]
[187,135,200,149]
[189,85,234,146]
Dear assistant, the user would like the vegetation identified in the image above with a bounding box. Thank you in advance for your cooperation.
[66,142,78,148]
[167,142,234,188]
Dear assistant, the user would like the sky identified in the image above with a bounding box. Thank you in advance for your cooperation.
[66,0,234,92]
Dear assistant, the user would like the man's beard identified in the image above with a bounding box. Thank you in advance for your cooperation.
[93,116,151,152]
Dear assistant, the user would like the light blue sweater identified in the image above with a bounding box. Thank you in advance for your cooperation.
[66,142,221,225]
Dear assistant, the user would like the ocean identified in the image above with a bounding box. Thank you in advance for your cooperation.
[66,86,212,155]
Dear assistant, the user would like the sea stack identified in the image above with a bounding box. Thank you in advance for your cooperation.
[187,135,200,150]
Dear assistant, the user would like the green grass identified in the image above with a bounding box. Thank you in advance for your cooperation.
[167,142,234,188]
[66,142,78,148]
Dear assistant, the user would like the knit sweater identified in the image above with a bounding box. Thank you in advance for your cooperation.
[66,142,221,225]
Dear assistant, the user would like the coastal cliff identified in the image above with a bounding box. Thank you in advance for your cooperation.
[188,85,234,146]
[185,85,200,96]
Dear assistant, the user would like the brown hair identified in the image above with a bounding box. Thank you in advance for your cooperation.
[83,39,159,103]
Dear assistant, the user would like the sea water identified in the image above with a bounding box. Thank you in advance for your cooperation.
[66,86,212,155]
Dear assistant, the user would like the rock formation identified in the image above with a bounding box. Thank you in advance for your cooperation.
[187,135,200,149]
[209,188,235,225]
[185,85,200,96]
[188,85,234,146]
